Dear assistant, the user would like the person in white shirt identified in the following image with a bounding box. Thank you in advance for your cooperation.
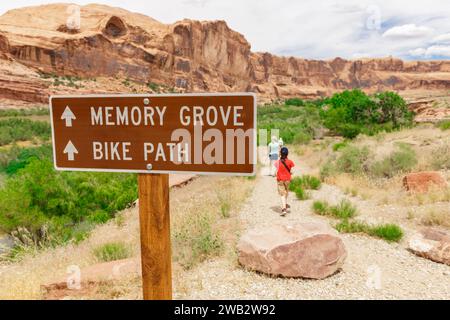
[268,136,280,176]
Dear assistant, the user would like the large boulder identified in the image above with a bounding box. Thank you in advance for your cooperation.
[403,171,447,193]
[408,228,450,266]
[237,222,347,279]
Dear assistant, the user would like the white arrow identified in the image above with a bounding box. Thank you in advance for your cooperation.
[63,140,78,161]
[61,106,76,127]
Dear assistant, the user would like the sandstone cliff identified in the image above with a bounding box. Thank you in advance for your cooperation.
[0,3,449,104]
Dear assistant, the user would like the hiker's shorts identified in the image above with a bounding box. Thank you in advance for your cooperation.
[269,153,278,161]
[277,180,290,196]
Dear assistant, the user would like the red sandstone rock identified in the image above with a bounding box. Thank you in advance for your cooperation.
[403,172,447,193]
[237,222,347,279]
[408,228,450,266]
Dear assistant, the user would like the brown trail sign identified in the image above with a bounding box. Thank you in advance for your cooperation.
[50,93,256,300]
[50,93,256,175]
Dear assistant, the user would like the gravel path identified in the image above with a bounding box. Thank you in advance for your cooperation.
[177,152,450,300]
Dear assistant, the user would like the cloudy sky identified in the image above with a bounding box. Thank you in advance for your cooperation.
[1,0,449,60]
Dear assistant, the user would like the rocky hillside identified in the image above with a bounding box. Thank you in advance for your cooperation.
[0,3,450,104]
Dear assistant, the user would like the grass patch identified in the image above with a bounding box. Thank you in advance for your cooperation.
[93,242,132,262]
[312,199,357,219]
[294,186,309,200]
[0,108,49,118]
[289,175,321,191]
[335,220,403,242]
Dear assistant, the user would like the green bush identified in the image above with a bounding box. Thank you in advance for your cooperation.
[370,143,417,178]
[332,141,348,151]
[437,120,450,130]
[0,118,51,146]
[93,242,132,262]
[258,104,323,144]
[334,219,368,233]
[0,159,138,245]
[285,98,304,106]
[321,90,413,138]
[2,144,52,175]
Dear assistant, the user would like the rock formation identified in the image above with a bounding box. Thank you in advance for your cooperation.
[0,4,449,104]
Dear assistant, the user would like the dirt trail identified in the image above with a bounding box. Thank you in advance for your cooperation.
[177,151,450,300]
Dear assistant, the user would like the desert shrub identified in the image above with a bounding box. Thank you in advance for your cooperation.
[0,159,138,245]
[430,143,450,170]
[93,242,132,262]
[173,211,222,269]
[370,143,417,178]
[0,118,50,146]
[335,145,370,174]
[333,141,348,151]
[285,98,304,106]
[319,160,336,179]
[437,120,450,130]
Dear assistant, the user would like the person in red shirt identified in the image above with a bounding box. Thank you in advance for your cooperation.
[274,147,295,216]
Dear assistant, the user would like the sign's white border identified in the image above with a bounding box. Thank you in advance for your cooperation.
[50,92,257,176]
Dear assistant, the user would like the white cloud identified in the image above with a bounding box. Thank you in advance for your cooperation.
[433,33,450,43]
[409,48,427,57]
[409,45,450,57]
[382,24,433,39]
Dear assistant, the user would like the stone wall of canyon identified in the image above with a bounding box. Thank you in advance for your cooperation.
[0,3,449,104]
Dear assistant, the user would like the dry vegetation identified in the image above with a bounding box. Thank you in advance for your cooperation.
[0,175,255,299]
[297,125,450,231]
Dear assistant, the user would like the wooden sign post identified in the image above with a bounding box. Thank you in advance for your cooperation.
[138,173,172,299]
[50,93,256,300]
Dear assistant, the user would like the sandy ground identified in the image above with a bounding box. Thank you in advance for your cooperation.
[176,152,450,300]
